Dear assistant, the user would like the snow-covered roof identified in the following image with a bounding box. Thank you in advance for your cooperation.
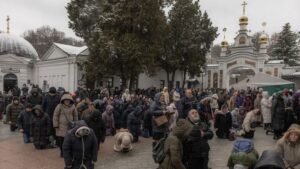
[0,33,38,59]
[267,60,284,64]
[207,64,219,67]
[54,43,87,56]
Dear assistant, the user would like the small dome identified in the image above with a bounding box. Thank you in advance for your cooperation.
[259,34,268,44]
[0,33,38,59]
[221,40,229,48]
[239,16,248,26]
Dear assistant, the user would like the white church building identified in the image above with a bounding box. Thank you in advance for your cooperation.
[0,32,188,93]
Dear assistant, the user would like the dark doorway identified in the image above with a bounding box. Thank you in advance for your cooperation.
[3,74,18,93]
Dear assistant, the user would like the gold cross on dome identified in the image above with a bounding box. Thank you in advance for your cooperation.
[242,1,247,15]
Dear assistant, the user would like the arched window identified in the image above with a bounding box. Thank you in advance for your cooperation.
[239,36,246,45]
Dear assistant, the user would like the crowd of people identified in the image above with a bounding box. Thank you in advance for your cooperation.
[0,84,300,169]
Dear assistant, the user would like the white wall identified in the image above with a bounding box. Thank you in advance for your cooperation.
[138,70,186,89]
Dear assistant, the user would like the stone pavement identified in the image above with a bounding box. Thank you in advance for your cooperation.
[0,121,276,169]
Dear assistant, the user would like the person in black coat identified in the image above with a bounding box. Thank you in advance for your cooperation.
[272,92,287,140]
[127,106,143,143]
[27,88,43,107]
[214,104,232,139]
[83,110,106,147]
[30,105,51,149]
[42,87,61,137]
[18,103,33,143]
[178,89,197,119]
[63,120,98,169]
[184,109,214,169]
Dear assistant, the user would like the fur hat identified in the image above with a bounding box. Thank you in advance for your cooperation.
[284,124,300,140]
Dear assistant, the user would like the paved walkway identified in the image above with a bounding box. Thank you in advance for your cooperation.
[0,121,276,169]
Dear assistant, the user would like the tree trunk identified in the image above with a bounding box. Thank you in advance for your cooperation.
[171,69,176,89]
[166,70,170,90]
[129,74,136,92]
[181,68,187,89]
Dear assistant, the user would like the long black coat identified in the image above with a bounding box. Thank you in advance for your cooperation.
[42,93,61,120]
[184,118,214,160]
[272,94,286,130]
[214,112,232,138]
[27,89,43,107]
[31,107,51,147]
[83,110,106,145]
[127,107,142,137]
[18,110,32,133]
[63,121,98,169]
[178,96,197,119]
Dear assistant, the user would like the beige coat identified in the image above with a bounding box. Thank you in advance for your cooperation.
[113,130,133,152]
[276,124,300,169]
[53,94,78,137]
[242,110,259,132]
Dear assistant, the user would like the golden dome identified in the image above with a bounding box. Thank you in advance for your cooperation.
[259,34,268,44]
[239,16,248,26]
[221,40,229,48]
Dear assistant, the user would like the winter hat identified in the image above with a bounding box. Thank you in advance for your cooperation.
[49,87,56,94]
[12,96,19,101]
[25,103,33,109]
[75,126,91,138]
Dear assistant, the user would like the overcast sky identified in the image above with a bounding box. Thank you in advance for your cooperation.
[0,0,299,44]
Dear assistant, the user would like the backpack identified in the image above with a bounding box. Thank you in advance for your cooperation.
[152,134,168,164]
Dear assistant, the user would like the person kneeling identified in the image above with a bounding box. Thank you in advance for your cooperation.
[114,128,134,152]
[227,139,259,169]
[30,105,51,149]
[63,120,98,169]
[241,109,261,139]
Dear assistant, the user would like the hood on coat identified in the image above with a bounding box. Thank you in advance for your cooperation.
[283,124,300,141]
[133,106,143,116]
[233,139,254,153]
[262,91,269,99]
[105,105,114,115]
[125,89,129,94]
[32,105,44,117]
[30,88,39,95]
[72,120,90,137]
[60,94,74,104]
[172,119,193,139]
[90,109,101,121]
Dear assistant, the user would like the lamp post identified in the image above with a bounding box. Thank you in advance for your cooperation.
[200,66,205,90]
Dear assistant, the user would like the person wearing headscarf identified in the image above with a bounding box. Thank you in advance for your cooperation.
[276,124,300,169]
[102,105,115,136]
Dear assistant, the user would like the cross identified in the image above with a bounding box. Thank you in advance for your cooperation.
[6,15,10,33]
[242,1,247,15]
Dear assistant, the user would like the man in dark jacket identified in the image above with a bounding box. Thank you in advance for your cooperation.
[178,89,197,119]
[42,87,61,139]
[12,85,21,97]
[83,110,106,147]
[127,106,143,143]
[18,104,33,143]
[27,88,43,106]
[6,96,24,131]
[31,105,51,149]
[63,120,98,169]
[184,109,214,169]
[21,84,29,96]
